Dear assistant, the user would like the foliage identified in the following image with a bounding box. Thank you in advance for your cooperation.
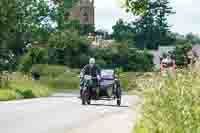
[0,49,16,72]
[185,33,200,45]
[80,24,95,36]
[0,0,53,50]
[174,43,192,67]
[0,49,16,88]
[31,64,66,77]
[121,0,175,49]
[18,48,49,72]
[127,49,154,71]
[15,89,35,99]
[112,19,135,45]
[0,72,50,101]
[134,0,174,49]
[123,0,148,16]
[31,65,80,90]
[89,43,153,72]
[134,70,200,133]
[48,31,90,68]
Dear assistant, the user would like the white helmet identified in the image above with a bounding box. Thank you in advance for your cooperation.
[89,58,95,64]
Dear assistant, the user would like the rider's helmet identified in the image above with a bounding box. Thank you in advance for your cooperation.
[89,58,95,67]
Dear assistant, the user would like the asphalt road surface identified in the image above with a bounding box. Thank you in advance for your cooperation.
[0,93,141,133]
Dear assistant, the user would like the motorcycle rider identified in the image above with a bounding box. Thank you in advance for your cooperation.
[80,58,101,99]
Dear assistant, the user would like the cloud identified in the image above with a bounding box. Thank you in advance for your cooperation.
[168,0,200,34]
[95,0,200,34]
[95,0,134,32]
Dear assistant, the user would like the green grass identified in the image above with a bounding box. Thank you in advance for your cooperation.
[133,70,200,133]
[0,89,17,101]
[31,64,80,90]
[0,72,51,101]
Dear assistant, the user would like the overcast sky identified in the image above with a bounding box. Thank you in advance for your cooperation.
[94,0,200,35]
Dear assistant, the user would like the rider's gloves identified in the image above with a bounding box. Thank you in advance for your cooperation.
[97,75,101,80]
[80,72,84,78]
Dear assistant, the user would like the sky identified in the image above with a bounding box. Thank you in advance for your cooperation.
[94,0,200,35]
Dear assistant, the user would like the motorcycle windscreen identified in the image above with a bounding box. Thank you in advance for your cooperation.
[100,69,114,80]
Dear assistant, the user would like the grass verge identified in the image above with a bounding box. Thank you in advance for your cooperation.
[133,70,200,133]
[0,72,51,101]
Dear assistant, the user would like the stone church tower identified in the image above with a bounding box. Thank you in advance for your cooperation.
[70,0,95,25]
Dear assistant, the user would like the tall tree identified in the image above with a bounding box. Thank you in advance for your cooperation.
[125,0,174,49]
[185,33,200,44]
[112,19,135,45]
[154,0,174,46]
[124,0,148,15]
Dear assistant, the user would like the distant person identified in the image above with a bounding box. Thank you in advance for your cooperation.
[32,72,40,80]
[160,53,176,77]
[187,49,199,71]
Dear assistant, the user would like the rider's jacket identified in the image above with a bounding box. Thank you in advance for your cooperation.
[80,64,100,78]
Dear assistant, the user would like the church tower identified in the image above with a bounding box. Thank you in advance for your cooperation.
[70,0,95,25]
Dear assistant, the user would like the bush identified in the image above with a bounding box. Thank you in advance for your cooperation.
[174,43,192,67]
[31,65,80,90]
[134,70,200,133]
[90,44,154,72]
[48,31,90,68]
[16,89,35,99]
[127,49,154,72]
[18,48,48,72]
[31,64,66,77]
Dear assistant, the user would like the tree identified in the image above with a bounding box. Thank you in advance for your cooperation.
[133,5,156,49]
[48,30,90,68]
[185,33,200,45]
[154,0,175,46]
[52,0,78,30]
[174,43,192,67]
[0,0,53,50]
[80,24,95,36]
[112,19,135,45]
[124,0,148,15]
[128,0,174,49]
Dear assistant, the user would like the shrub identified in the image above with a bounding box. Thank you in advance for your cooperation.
[16,89,35,99]
[31,65,80,90]
[174,43,192,67]
[31,64,66,77]
[127,49,154,72]
[18,48,48,72]
[48,31,90,68]
[90,45,154,72]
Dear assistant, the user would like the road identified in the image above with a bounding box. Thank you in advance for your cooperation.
[0,93,141,133]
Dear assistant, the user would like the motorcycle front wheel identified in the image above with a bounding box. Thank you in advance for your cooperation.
[81,89,90,105]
